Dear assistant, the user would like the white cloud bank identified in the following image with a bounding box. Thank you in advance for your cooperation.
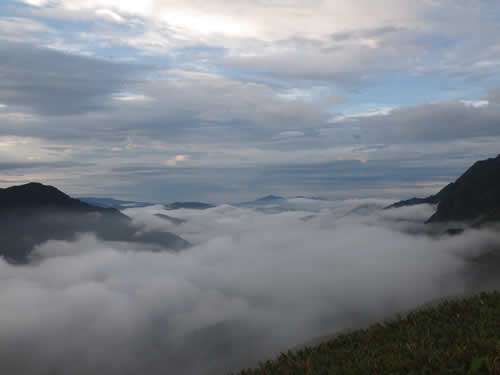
[1,199,500,374]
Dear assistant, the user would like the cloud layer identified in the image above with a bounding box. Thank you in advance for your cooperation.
[0,41,140,116]
[1,200,500,374]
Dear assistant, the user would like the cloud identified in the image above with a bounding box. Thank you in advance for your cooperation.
[20,0,49,5]
[0,64,329,138]
[223,30,421,84]
[460,100,489,108]
[0,67,498,202]
[327,100,500,143]
[112,93,153,102]
[329,106,393,123]
[95,8,125,23]
[11,0,499,86]
[0,160,93,171]
[277,131,304,138]
[0,17,54,43]
[165,154,191,166]
[489,88,500,104]
[1,201,500,374]
[0,41,142,115]
[18,0,423,40]
[0,4,499,201]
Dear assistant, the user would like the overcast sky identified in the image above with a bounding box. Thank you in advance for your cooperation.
[0,0,499,202]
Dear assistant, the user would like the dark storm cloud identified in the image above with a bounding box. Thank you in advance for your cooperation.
[0,41,142,115]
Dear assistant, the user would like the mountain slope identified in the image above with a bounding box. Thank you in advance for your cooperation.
[235,195,285,208]
[0,183,110,212]
[155,213,187,225]
[165,202,215,210]
[427,155,500,223]
[386,155,500,225]
[78,196,154,210]
[236,291,500,375]
[385,183,454,209]
[0,183,190,263]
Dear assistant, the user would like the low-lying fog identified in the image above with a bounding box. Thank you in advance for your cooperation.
[1,198,500,374]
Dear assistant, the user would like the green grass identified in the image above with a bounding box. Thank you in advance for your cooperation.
[235,291,500,375]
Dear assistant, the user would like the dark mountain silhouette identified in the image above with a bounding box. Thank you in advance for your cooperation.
[78,197,154,210]
[254,195,285,202]
[0,183,110,213]
[293,196,325,200]
[0,183,130,225]
[0,183,190,263]
[165,202,215,210]
[236,195,285,207]
[387,155,500,225]
[385,183,454,209]
[80,197,215,211]
[155,213,187,225]
[427,155,500,224]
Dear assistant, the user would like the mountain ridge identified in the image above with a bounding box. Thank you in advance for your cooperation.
[0,182,118,213]
[387,155,500,225]
[427,155,500,224]
[165,201,215,210]
[77,196,155,210]
[0,182,190,263]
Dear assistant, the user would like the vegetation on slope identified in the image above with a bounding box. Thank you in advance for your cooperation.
[235,291,500,375]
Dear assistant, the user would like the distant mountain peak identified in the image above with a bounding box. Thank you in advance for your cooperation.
[0,182,190,262]
[256,195,285,201]
[165,202,215,210]
[4,181,66,195]
[293,195,325,201]
[77,197,154,210]
[384,183,454,210]
[0,182,81,210]
[235,195,285,208]
[427,155,500,224]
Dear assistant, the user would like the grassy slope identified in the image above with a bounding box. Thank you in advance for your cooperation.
[235,291,500,375]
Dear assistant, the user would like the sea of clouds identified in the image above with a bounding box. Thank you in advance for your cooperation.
[1,198,500,374]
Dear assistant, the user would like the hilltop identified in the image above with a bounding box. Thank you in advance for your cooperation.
[236,156,500,374]
[387,155,500,226]
[236,291,500,375]
[0,182,190,263]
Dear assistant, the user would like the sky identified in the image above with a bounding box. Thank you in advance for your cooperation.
[0,0,500,202]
